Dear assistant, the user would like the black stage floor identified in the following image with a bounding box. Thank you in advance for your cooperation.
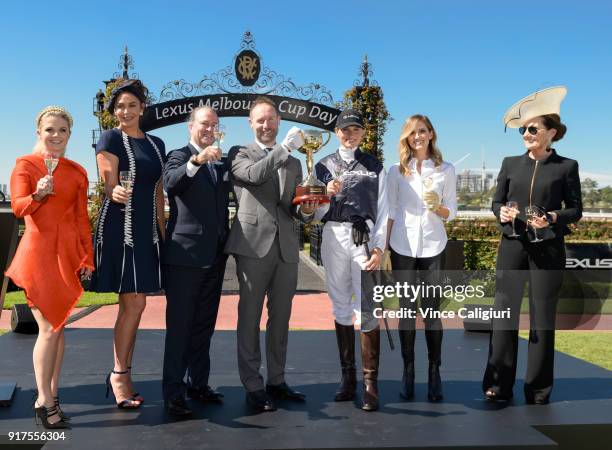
[222,254,327,293]
[1,330,611,449]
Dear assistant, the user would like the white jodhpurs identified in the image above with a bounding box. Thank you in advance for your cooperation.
[321,221,372,327]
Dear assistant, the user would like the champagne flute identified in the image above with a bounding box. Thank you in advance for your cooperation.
[422,176,434,209]
[212,124,226,167]
[333,166,347,198]
[43,154,59,195]
[506,201,520,237]
[525,205,544,243]
[119,171,134,213]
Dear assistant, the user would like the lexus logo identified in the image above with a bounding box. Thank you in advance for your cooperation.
[566,258,612,269]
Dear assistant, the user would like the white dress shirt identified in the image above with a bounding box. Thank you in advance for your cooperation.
[387,159,456,258]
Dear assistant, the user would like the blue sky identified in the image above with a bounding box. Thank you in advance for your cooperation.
[1,0,611,190]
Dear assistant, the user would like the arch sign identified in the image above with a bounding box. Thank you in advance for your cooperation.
[141,31,341,132]
[142,94,339,132]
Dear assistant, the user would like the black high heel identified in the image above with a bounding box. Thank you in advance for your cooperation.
[105,370,142,409]
[54,396,70,421]
[34,403,70,429]
[127,366,144,403]
[33,391,71,421]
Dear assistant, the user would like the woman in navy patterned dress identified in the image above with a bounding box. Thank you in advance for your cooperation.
[91,79,166,408]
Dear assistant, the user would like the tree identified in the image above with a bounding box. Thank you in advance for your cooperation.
[95,78,124,130]
[337,56,391,162]
[95,77,155,131]
[582,178,598,192]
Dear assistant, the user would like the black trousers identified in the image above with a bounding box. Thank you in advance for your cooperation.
[482,236,565,402]
[162,253,228,401]
[389,247,444,365]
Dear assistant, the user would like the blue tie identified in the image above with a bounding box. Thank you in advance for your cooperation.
[207,162,217,184]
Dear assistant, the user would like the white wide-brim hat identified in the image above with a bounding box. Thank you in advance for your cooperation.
[503,86,567,129]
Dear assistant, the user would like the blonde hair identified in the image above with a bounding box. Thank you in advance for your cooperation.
[33,106,73,156]
[398,114,443,176]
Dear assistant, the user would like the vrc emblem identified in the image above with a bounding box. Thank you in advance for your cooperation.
[235,50,260,86]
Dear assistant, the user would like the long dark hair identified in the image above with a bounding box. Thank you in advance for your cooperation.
[106,79,149,113]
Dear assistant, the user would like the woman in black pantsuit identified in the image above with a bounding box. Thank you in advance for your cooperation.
[483,86,582,404]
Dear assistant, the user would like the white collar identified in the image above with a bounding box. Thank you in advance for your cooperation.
[255,139,276,151]
[409,158,434,168]
[190,140,204,153]
[338,146,357,162]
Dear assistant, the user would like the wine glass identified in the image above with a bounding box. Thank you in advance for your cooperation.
[506,201,520,237]
[212,124,226,166]
[43,153,59,195]
[119,171,134,213]
[525,205,544,243]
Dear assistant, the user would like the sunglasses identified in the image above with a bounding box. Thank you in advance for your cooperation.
[519,126,544,136]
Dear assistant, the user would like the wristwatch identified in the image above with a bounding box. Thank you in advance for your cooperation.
[189,155,203,166]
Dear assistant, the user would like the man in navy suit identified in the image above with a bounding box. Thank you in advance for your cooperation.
[162,106,229,416]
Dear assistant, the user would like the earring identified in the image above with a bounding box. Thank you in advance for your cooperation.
[139,112,144,116]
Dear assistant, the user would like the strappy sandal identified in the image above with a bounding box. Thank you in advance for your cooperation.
[127,366,144,403]
[34,402,70,429]
[54,396,70,421]
[33,391,71,421]
[105,369,142,409]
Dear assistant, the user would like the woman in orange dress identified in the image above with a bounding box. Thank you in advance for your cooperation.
[6,106,94,429]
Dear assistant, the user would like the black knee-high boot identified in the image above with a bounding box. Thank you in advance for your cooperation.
[334,321,356,401]
[425,329,443,402]
[399,329,415,400]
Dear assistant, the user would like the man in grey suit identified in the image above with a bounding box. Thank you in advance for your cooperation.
[225,96,317,412]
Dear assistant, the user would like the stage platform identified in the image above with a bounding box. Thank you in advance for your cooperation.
[1,330,611,449]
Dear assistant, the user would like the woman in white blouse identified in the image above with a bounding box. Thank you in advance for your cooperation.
[386,114,456,402]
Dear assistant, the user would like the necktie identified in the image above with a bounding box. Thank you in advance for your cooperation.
[207,162,217,184]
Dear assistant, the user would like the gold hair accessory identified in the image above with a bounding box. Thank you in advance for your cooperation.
[36,106,74,128]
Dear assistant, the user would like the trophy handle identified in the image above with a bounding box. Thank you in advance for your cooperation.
[321,131,331,148]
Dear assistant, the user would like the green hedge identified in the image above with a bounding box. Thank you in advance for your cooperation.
[446,217,612,242]
[445,218,612,270]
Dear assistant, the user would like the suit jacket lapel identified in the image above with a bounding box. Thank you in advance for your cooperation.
[251,142,281,198]
[250,142,267,160]
[187,143,199,157]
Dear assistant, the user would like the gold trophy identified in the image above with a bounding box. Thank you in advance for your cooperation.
[292,129,331,205]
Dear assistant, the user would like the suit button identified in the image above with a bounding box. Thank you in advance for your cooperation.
[276,201,280,206]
